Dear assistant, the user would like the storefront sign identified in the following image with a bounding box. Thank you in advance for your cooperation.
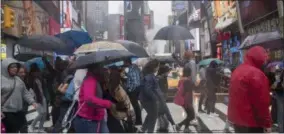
[2,1,49,37]
[49,17,60,35]
[247,17,281,36]
[240,0,278,26]
[1,44,7,60]
[214,6,237,30]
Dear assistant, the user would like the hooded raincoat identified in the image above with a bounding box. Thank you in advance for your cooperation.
[228,46,272,128]
[1,58,35,112]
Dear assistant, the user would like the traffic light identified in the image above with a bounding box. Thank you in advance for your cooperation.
[3,5,15,28]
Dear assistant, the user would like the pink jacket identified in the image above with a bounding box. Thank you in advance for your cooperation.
[174,79,185,107]
[1,123,6,133]
[77,73,112,121]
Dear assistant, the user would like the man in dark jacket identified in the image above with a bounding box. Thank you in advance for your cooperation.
[228,46,272,133]
[206,61,221,117]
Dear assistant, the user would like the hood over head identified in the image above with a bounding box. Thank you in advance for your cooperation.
[1,58,20,77]
[208,61,218,68]
[244,46,268,69]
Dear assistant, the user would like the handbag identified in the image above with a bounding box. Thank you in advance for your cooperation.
[1,122,6,133]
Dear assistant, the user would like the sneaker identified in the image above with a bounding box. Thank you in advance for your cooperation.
[190,119,198,126]
[175,124,181,131]
[37,129,46,133]
[212,113,219,117]
[183,127,191,133]
[28,127,34,133]
[198,109,206,113]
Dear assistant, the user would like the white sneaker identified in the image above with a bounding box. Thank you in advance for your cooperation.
[190,119,198,126]
[212,113,219,117]
[28,127,34,133]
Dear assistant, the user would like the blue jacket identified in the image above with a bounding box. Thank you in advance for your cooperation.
[139,74,164,102]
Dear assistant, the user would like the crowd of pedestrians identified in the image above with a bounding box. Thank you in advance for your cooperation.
[1,46,283,133]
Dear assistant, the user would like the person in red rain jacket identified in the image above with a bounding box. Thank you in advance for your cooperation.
[228,46,272,133]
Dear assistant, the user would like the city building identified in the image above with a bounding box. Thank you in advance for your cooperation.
[86,1,108,39]
[1,1,60,58]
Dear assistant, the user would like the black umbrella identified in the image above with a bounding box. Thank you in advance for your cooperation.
[115,40,149,57]
[14,52,42,62]
[153,56,175,63]
[154,25,194,40]
[70,50,137,69]
[16,35,73,55]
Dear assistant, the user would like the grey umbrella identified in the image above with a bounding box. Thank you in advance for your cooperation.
[154,25,194,40]
[115,40,149,57]
[239,31,284,49]
[70,50,137,69]
[16,35,72,55]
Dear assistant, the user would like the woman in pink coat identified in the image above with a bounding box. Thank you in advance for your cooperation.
[174,67,196,133]
[73,64,116,133]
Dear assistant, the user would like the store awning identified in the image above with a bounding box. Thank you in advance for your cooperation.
[215,18,237,30]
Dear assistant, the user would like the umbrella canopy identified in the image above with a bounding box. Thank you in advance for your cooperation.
[154,25,194,40]
[55,30,93,49]
[266,61,284,69]
[74,41,127,54]
[239,31,284,49]
[25,57,46,72]
[153,56,175,63]
[17,35,73,55]
[198,58,223,66]
[70,50,137,69]
[14,53,42,62]
[115,40,149,57]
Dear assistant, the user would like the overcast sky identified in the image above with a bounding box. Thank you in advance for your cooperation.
[108,1,172,27]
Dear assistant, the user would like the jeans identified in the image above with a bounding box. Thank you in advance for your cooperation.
[275,94,284,132]
[141,101,158,133]
[52,101,71,132]
[127,88,142,125]
[207,87,217,114]
[31,102,47,131]
[177,106,195,129]
[73,116,109,133]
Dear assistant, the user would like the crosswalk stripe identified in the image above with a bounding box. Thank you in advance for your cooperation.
[215,103,234,132]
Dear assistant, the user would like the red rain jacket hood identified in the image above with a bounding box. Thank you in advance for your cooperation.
[228,46,272,128]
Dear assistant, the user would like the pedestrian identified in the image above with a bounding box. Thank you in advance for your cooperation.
[105,67,136,132]
[73,64,116,133]
[17,64,30,133]
[1,58,37,133]
[139,59,161,133]
[26,63,47,133]
[156,65,172,132]
[206,61,221,117]
[198,65,207,113]
[271,67,284,133]
[123,58,142,125]
[228,46,272,133]
[174,67,197,133]
[52,69,74,132]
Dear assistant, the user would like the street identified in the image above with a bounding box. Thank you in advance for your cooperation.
[25,97,234,133]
